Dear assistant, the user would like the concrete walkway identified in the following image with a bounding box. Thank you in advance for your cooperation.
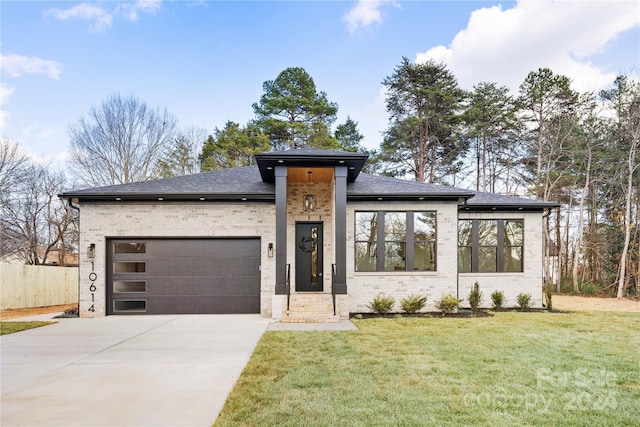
[1,315,269,427]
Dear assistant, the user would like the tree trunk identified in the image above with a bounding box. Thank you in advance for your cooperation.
[617,143,636,298]
[572,147,591,292]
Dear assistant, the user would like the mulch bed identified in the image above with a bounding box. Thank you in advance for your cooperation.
[350,308,558,319]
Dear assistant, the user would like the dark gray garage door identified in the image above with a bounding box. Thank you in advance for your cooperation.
[108,238,260,315]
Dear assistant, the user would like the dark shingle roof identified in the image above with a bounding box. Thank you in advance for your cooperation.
[347,173,473,200]
[60,165,559,211]
[61,166,274,201]
[462,190,559,210]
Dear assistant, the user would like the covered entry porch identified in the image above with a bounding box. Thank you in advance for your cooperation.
[255,150,368,322]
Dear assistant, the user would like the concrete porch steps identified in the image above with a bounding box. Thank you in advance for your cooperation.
[281,293,340,323]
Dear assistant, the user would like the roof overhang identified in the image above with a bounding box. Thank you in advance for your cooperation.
[58,193,274,203]
[255,149,368,183]
[348,194,472,203]
[459,202,561,212]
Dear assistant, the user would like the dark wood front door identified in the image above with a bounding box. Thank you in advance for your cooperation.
[295,222,323,292]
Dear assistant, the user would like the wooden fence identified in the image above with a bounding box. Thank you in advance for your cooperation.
[0,264,79,310]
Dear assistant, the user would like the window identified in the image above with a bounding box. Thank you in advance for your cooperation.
[355,212,378,271]
[458,219,523,273]
[355,211,437,272]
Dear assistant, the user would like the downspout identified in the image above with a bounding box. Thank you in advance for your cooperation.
[68,199,80,212]
[456,198,467,302]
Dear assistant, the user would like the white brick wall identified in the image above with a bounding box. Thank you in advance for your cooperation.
[78,202,276,317]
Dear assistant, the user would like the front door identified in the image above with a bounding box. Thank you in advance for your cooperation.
[295,222,323,292]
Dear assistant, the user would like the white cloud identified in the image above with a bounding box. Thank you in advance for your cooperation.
[344,0,385,33]
[0,54,63,79]
[415,0,640,93]
[47,2,113,32]
[118,0,162,22]
[47,1,162,31]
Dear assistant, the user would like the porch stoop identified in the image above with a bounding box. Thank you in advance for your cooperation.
[281,293,340,323]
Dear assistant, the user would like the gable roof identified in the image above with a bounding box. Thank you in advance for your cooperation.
[60,165,559,210]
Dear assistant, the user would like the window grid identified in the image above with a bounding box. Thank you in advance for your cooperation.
[458,219,524,273]
[355,211,437,272]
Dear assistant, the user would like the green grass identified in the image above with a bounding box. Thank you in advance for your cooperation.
[215,312,640,427]
[0,321,55,335]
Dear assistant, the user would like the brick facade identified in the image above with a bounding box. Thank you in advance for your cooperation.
[77,186,545,318]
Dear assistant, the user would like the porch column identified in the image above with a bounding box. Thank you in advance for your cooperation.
[275,166,288,295]
[334,166,347,294]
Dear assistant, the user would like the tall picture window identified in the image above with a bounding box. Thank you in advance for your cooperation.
[355,211,437,272]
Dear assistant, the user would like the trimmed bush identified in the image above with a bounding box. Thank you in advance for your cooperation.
[367,295,395,314]
[516,293,532,311]
[400,295,427,314]
[435,294,463,315]
[491,290,505,310]
[468,281,483,315]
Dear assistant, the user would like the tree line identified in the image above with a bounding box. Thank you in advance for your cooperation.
[1,60,637,299]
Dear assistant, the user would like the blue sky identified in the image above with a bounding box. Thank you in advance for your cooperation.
[1,0,639,168]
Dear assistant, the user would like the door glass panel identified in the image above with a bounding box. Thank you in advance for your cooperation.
[310,226,318,284]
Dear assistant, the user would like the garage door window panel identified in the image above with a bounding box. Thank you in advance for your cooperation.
[114,262,146,273]
[114,242,146,254]
[114,281,146,293]
[114,300,146,312]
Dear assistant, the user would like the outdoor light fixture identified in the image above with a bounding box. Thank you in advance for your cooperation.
[268,243,274,258]
[303,171,317,212]
[87,243,96,261]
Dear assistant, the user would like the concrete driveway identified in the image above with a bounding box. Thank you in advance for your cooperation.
[1,315,269,427]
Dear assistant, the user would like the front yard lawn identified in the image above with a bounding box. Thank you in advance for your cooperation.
[215,312,640,426]
[0,321,55,335]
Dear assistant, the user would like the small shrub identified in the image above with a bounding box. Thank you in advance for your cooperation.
[435,294,463,315]
[400,295,427,314]
[468,281,483,315]
[353,314,363,320]
[581,282,600,296]
[491,290,505,310]
[516,293,532,311]
[367,295,395,314]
